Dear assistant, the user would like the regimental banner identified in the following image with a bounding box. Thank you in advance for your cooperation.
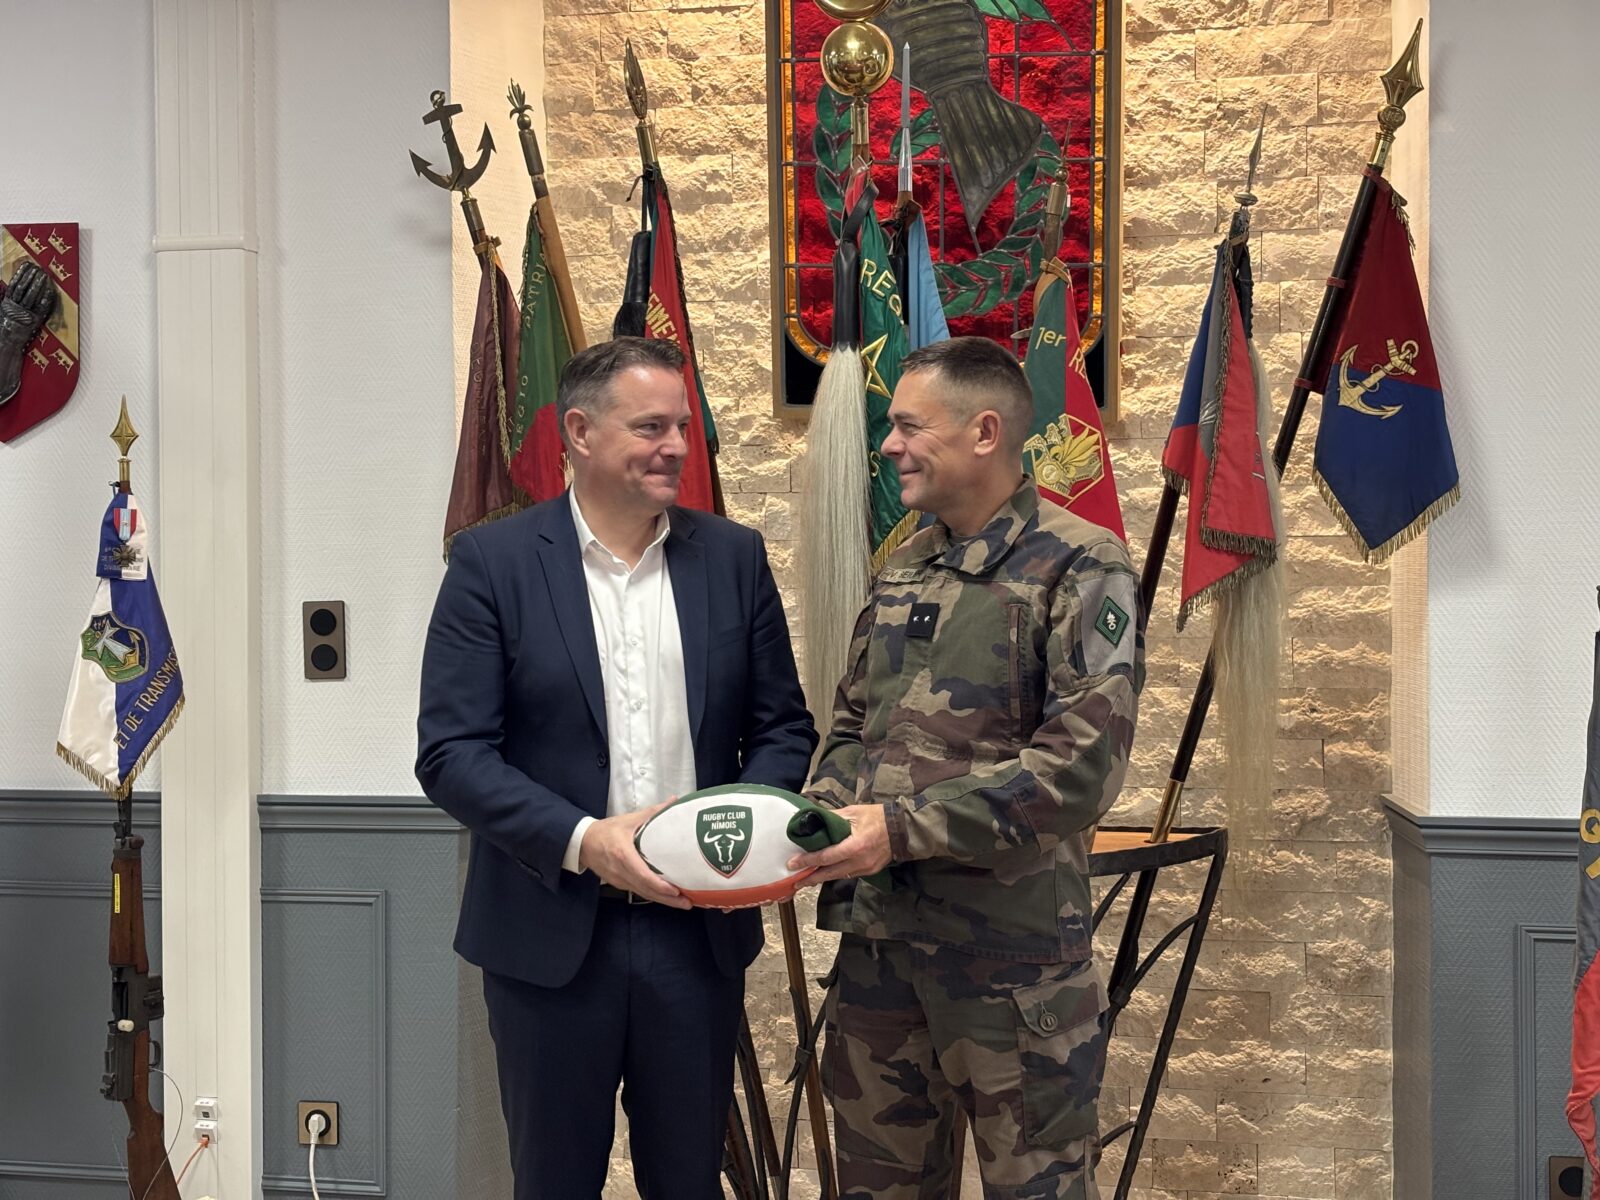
[1,223,81,441]
[766,0,1120,415]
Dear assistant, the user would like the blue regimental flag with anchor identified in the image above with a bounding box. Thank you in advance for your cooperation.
[56,489,184,798]
[1312,172,1460,564]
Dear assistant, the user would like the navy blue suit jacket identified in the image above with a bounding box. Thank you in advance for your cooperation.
[416,494,817,988]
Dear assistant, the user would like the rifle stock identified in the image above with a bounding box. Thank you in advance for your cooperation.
[105,836,181,1200]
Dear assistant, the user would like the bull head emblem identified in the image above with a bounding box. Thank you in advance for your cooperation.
[695,806,754,878]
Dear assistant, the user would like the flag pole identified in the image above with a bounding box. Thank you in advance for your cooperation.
[508,82,588,354]
[1144,21,1424,844]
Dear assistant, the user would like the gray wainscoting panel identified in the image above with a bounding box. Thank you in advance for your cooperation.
[0,792,164,1200]
[1387,803,1584,1200]
[259,796,511,1199]
[0,791,510,1200]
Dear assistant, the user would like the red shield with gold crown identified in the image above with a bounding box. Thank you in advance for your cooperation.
[1,223,81,441]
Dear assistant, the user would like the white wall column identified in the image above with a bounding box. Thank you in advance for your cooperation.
[152,1,263,1195]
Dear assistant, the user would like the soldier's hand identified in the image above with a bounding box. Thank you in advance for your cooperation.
[0,262,57,405]
[787,804,891,885]
[577,800,691,909]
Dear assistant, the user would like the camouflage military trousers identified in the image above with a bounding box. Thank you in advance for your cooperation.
[821,935,1108,1199]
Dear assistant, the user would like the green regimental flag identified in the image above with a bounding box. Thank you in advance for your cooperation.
[858,207,914,572]
[508,211,575,502]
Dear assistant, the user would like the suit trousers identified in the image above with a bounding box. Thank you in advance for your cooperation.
[481,897,744,1199]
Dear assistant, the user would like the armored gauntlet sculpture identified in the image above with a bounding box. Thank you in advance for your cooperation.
[0,261,56,405]
[875,0,1043,231]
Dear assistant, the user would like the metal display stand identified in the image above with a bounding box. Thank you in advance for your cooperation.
[1091,826,1228,1199]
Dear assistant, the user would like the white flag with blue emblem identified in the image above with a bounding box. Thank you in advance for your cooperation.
[56,489,184,797]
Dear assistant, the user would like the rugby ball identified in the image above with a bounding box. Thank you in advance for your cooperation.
[635,784,843,909]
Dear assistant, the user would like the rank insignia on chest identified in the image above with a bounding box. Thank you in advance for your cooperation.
[907,603,940,640]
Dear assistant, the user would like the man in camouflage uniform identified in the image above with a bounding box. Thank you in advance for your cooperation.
[789,337,1144,1199]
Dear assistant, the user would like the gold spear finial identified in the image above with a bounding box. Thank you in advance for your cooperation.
[623,40,658,167]
[110,396,137,489]
[1041,146,1071,261]
[1371,19,1424,170]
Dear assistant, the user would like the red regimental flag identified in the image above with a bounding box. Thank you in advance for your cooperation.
[1,223,81,441]
[443,255,526,556]
[1021,266,1124,540]
[644,178,717,513]
[1161,239,1276,628]
[1570,635,1600,1197]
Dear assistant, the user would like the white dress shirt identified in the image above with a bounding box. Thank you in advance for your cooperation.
[562,491,699,873]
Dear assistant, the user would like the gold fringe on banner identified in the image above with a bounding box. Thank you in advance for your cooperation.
[869,509,921,577]
[1313,471,1460,565]
[55,695,187,801]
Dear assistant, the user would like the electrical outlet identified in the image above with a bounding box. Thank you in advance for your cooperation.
[1550,1156,1585,1199]
[297,1100,339,1147]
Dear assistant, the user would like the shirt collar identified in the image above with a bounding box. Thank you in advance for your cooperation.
[569,489,671,567]
[914,476,1040,577]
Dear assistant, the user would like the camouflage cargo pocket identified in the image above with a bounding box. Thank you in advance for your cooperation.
[1011,960,1109,1148]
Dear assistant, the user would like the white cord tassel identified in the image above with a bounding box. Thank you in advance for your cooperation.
[798,347,872,722]
[1214,339,1287,831]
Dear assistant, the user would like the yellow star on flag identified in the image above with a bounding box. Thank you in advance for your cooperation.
[861,333,892,399]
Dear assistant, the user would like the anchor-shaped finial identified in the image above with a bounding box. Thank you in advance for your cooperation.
[409,89,495,194]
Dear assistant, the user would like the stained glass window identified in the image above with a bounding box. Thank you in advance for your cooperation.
[766,0,1121,417]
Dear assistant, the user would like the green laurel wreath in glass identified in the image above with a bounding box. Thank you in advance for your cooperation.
[813,82,1060,321]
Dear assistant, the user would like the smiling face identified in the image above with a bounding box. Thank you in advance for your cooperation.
[881,369,1007,519]
[565,365,691,515]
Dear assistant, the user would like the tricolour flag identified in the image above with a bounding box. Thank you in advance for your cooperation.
[859,196,914,572]
[1023,262,1124,540]
[444,254,526,556]
[1569,633,1600,1197]
[57,490,184,798]
[508,203,576,503]
[1162,233,1277,630]
[1312,174,1459,563]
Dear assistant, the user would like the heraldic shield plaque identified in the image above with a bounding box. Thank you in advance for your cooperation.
[765,0,1121,414]
[0,223,81,441]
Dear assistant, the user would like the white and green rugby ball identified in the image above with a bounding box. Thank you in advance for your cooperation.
[634,784,827,909]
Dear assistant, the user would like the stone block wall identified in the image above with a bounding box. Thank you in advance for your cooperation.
[541,0,1398,1195]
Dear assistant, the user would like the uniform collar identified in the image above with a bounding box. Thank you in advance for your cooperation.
[913,476,1041,577]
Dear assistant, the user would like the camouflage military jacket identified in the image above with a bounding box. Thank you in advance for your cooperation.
[808,479,1144,963]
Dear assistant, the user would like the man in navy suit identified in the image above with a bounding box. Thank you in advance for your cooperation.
[416,337,816,1199]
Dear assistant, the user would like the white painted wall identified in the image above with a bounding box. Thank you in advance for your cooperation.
[0,0,549,798]
[1426,0,1600,816]
[0,2,158,791]
[256,0,456,796]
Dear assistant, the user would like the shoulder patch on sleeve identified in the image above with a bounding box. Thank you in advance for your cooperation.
[1076,570,1138,677]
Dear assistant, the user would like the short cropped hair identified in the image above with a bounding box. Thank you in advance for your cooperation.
[899,336,1034,453]
[556,336,686,442]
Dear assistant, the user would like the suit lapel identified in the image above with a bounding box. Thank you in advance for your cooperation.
[666,511,708,740]
[536,498,608,739]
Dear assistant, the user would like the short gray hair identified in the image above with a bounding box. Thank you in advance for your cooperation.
[556,336,686,442]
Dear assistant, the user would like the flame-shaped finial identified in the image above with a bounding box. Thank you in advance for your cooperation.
[623,41,657,166]
[1371,20,1425,169]
[1237,108,1265,209]
[111,397,138,489]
